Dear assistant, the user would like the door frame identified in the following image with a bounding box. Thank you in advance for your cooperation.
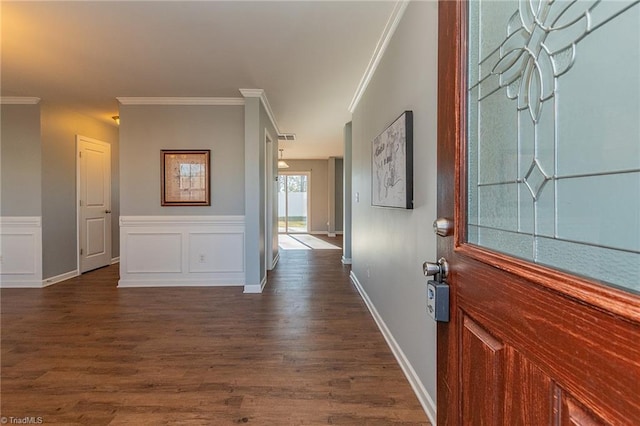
[437,1,640,423]
[278,171,312,234]
[264,130,274,270]
[76,135,112,274]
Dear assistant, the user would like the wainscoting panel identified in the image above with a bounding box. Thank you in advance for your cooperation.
[188,232,244,273]
[0,217,43,287]
[119,216,245,287]
[126,233,182,274]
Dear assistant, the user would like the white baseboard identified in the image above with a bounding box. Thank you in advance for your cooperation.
[309,231,344,236]
[350,271,437,424]
[244,275,267,294]
[43,270,79,287]
[271,252,280,269]
[118,279,243,288]
[341,256,352,265]
[111,257,120,264]
[0,279,43,288]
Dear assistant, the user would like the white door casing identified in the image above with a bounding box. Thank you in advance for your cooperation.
[265,131,274,270]
[77,136,112,273]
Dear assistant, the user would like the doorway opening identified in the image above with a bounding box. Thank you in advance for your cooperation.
[278,172,310,234]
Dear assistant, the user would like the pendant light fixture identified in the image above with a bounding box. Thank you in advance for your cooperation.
[278,148,289,169]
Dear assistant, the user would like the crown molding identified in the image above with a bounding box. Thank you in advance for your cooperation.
[0,97,41,105]
[239,88,281,135]
[348,0,410,113]
[116,97,245,106]
[238,89,264,98]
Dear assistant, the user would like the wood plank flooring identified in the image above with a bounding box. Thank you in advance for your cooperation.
[1,237,429,425]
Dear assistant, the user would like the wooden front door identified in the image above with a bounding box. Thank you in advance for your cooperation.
[437,1,640,424]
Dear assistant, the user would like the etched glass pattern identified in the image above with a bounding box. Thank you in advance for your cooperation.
[467,0,640,292]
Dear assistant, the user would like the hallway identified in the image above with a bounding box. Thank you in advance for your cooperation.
[1,241,429,424]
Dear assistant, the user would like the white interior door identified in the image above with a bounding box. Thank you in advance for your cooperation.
[78,136,112,273]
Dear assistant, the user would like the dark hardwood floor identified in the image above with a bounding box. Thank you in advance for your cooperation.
[1,236,429,425]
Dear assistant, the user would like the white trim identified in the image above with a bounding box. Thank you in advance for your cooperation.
[1,280,42,288]
[119,278,244,288]
[0,97,41,105]
[244,275,267,294]
[120,215,244,227]
[341,256,352,265]
[111,257,120,265]
[238,88,265,98]
[348,0,410,113]
[272,252,280,269]
[239,88,281,135]
[116,97,245,106]
[265,129,275,271]
[0,217,42,227]
[350,271,437,424]
[43,270,79,287]
[328,233,337,238]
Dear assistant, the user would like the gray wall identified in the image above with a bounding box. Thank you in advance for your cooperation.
[282,159,329,234]
[351,0,438,405]
[119,105,244,216]
[41,102,119,279]
[1,104,41,216]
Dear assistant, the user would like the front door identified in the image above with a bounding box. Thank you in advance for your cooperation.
[437,1,640,424]
[78,136,112,273]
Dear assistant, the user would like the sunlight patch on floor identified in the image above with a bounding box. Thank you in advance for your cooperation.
[278,234,341,250]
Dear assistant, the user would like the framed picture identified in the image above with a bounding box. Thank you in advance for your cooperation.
[161,150,211,206]
[371,111,413,209]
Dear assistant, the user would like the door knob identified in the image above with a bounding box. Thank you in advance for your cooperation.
[423,257,449,280]
[105,210,112,214]
[433,217,453,237]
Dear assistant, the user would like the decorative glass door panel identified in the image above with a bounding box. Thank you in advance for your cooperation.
[467,0,640,291]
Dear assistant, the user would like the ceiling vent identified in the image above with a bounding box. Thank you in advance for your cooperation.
[278,133,296,141]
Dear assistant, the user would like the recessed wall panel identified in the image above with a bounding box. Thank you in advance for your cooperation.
[126,233,182,273]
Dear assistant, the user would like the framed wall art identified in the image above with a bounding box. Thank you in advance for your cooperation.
[371,111,413,209]
[161,150,211,206]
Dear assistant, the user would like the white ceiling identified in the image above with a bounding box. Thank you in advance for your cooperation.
[1,1,398,159]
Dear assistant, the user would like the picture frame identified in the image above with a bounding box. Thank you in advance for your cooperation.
[371,111,413,209]
[161,149,211,206]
